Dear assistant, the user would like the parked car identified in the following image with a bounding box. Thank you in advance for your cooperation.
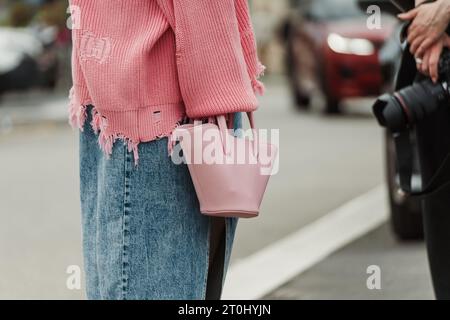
[0,26,59,98]
[281,0,396,113]
[385,131,423,240]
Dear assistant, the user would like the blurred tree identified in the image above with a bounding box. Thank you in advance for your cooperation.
[8,1,35,27]
[36,0,67,29]
[0,0,8,25]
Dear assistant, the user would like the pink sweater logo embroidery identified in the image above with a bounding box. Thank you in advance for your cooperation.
[79,32,111,64]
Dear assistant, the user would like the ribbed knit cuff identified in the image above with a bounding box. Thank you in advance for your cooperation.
[72,84,91,107]
[184,95,258,119]
[68,84,92,130]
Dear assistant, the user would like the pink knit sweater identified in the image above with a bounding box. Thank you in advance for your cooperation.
[68,0,264,163]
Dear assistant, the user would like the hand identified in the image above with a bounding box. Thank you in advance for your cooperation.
[416,34,450,82]
[398,0,450,57]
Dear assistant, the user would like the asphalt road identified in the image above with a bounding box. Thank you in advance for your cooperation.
[266,223,434,300]
[0,76,391,299]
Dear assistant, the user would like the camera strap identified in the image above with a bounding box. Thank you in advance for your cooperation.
[394,130,414,193]
[395,129,450,198]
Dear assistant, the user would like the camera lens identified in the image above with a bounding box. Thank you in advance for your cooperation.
[373,94,408,131]
[372,79,447,132]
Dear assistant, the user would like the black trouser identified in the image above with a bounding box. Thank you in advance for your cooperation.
[416,104,450,299]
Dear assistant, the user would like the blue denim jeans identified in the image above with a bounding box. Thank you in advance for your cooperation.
[79,106,240,299]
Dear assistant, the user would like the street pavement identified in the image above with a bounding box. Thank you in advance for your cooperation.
[266,223,434,300]
[0,76,434,299]
[0,90,68,128]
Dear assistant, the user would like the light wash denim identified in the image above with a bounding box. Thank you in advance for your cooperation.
[79,105,241,300]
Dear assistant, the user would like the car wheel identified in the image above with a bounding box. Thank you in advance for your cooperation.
[385,132,424,240]
[325,97,340,114]
[293,88,311,110]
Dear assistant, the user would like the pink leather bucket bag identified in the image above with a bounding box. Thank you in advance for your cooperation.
[170,113,278,218]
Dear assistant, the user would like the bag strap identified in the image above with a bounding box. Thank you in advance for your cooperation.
[192,112,257,156]
[222,112,258,157]
[394,131,414,193]
[395,129,450,198]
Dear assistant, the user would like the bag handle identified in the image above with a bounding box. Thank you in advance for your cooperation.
[193,112,255,129]
[220,112,258,157]
[193,112,258,157]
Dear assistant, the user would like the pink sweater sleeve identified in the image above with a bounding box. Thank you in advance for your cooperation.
[235,0,266,94]
[69,30,91,110]
[158,0,261,118]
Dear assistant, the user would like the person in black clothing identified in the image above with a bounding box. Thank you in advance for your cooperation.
[399,0,450,299]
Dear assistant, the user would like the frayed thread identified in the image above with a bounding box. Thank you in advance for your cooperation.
[252,61,266,96]
[89,108,140,166]
[98,131,140,166]
[167,117,187,157]
[68,96,187,166]
[68,97,140,165]
[68,88,87,131]
[256,61,266,78]
[252,78,265,96]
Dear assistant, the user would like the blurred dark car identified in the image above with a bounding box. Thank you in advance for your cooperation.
[0,26,59,98]
[282,0,396,113]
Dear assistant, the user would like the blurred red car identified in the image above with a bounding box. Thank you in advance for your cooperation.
[282,0,396,113]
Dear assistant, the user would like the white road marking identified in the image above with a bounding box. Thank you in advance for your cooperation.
[222,185,389,300]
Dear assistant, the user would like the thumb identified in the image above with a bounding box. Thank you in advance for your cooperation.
[398,8,419,20]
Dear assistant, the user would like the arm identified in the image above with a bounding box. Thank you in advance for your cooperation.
[70,34,90,106]
[68,22,91,129]
[235,0,266,95]
[68,2,90,112]
[157,0,260,118]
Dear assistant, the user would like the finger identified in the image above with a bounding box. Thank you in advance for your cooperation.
[416,38,434,57]
[429,44,443,83]
[407,22,419,36]
[417,61,427,75]
[398,8,419,20]
[410,36,426,54]
[407,28,418,44]
[410,36,425,54]
[421,51,430,75]
[407,28,422,46]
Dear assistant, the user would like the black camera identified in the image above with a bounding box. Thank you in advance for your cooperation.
[373,49,450,132]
